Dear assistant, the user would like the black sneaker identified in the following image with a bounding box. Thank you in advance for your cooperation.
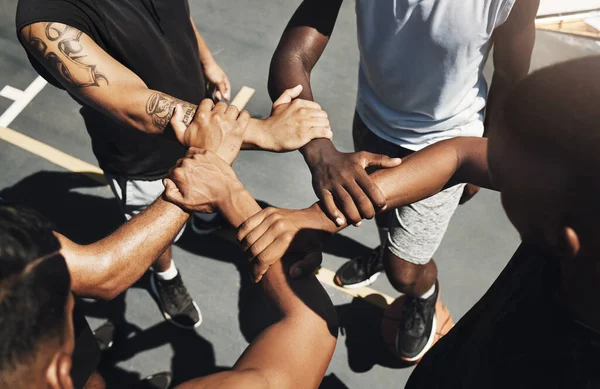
[92,320,115,351]
[396,280,439,362]
[150,272,202,329]
[334,245,385,288]
[135,372,172,389]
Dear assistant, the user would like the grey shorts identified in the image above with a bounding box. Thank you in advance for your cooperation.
[105,174,187,242]
[352,111,465,265]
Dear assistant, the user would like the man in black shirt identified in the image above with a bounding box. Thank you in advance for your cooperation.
[15,0,334,329]
[224,56,600,387]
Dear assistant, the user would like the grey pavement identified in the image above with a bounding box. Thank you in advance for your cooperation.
[1,0,600,388]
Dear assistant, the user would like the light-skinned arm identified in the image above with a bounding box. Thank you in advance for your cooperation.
[163,150,337,389]
[19,22,331,153]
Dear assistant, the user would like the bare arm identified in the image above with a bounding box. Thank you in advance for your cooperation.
[268,0,342,158]
[19,22,197,135]
[267,0,401,226]
[484,0,539,136]
[56,197,189,300]
[175,190,337,389]
[237,137,494,279]
[190,17,231,101]
[19,22,328,153]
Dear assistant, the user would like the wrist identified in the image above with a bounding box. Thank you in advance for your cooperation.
[242,119,266,149]
[301,139,336,167]
[306,203,342,234]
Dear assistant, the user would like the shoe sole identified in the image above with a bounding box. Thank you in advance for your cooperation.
[150,274,203,330]
[398,314,437,362]
[335,271,382,289]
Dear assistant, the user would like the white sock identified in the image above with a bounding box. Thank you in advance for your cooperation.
[377,227,389,247]
[155,260,178,281]
[419,283,436,300]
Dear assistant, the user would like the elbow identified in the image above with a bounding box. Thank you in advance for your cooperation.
[90,257,124,301]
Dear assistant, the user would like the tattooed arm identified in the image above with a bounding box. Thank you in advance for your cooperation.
[20,22,196,135]
[19,22,332,152]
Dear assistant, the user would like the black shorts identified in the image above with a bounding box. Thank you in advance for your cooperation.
[71,303,101,389]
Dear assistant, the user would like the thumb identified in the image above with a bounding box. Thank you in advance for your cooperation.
[170,105,188,145]
[273,84,303,107]
[361,152,402,169]
[290,249,323,279]
[163,178,185,207]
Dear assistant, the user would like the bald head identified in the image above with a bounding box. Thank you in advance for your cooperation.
[495,56,600,249]
[504,55,600,173]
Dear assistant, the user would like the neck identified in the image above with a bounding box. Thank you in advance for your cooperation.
[559,254,600,334]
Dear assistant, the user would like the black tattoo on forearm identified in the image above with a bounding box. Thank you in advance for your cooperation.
[23,23,108,88]
[146,93,197,131]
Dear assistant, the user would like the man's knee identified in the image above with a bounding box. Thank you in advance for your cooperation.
[383,249,436,295]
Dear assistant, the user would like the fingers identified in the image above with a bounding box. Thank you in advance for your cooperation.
[220,76,231,101]
[273,84,303,107]
[214,90,223,101]
[237,109,251,129]
[237,207,276,243]
[344,180,376,220]
[185,147,205,158]
[333,186,363,226]
[354,171,388,211]
[360,151,402,169]
[170,105,188,145]
[239,214,276,252]
[250,236,290,283]
[290,249,323,279]
[225,104,240,120]
[198,98,215,113]
[213,101,228,114]
[320,190,346,227]
[162,178,185,207]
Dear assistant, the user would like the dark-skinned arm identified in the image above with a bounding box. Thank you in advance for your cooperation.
[268,0,401,226]
[237,137,494,280]
[484,0,539,137]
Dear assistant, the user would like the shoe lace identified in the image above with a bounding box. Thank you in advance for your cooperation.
[164,281,191,308]
[402,296,426,332]
[356,245,384,273]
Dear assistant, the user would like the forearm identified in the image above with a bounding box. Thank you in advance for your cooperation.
[191,19,217,68]
[59,196,189,299]
[219,190,337,384]
[310,137,493,233]
[483,73,518,137]
[122,89,197,136]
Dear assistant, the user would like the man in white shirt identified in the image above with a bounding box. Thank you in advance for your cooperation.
[268,0,539,361]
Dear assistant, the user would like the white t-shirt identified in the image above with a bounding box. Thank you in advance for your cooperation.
[355,0,516,150]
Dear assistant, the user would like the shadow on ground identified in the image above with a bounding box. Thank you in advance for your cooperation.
[0,170,400,387]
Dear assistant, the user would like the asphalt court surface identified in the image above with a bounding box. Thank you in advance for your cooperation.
[1,0,600,387]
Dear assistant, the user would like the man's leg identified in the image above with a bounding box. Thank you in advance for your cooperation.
[334,111,410,288]
[384,184,464,362]
[105,175,201,329]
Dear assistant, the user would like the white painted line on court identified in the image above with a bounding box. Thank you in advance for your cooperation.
[0,76,47,127]
[315,267,394,308]
[0,85,25,101]
[0,127,106,184]
[230,86,255,110]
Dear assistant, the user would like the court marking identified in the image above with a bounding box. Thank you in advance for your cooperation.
[0,86,395,308]
[0,76,47,127]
